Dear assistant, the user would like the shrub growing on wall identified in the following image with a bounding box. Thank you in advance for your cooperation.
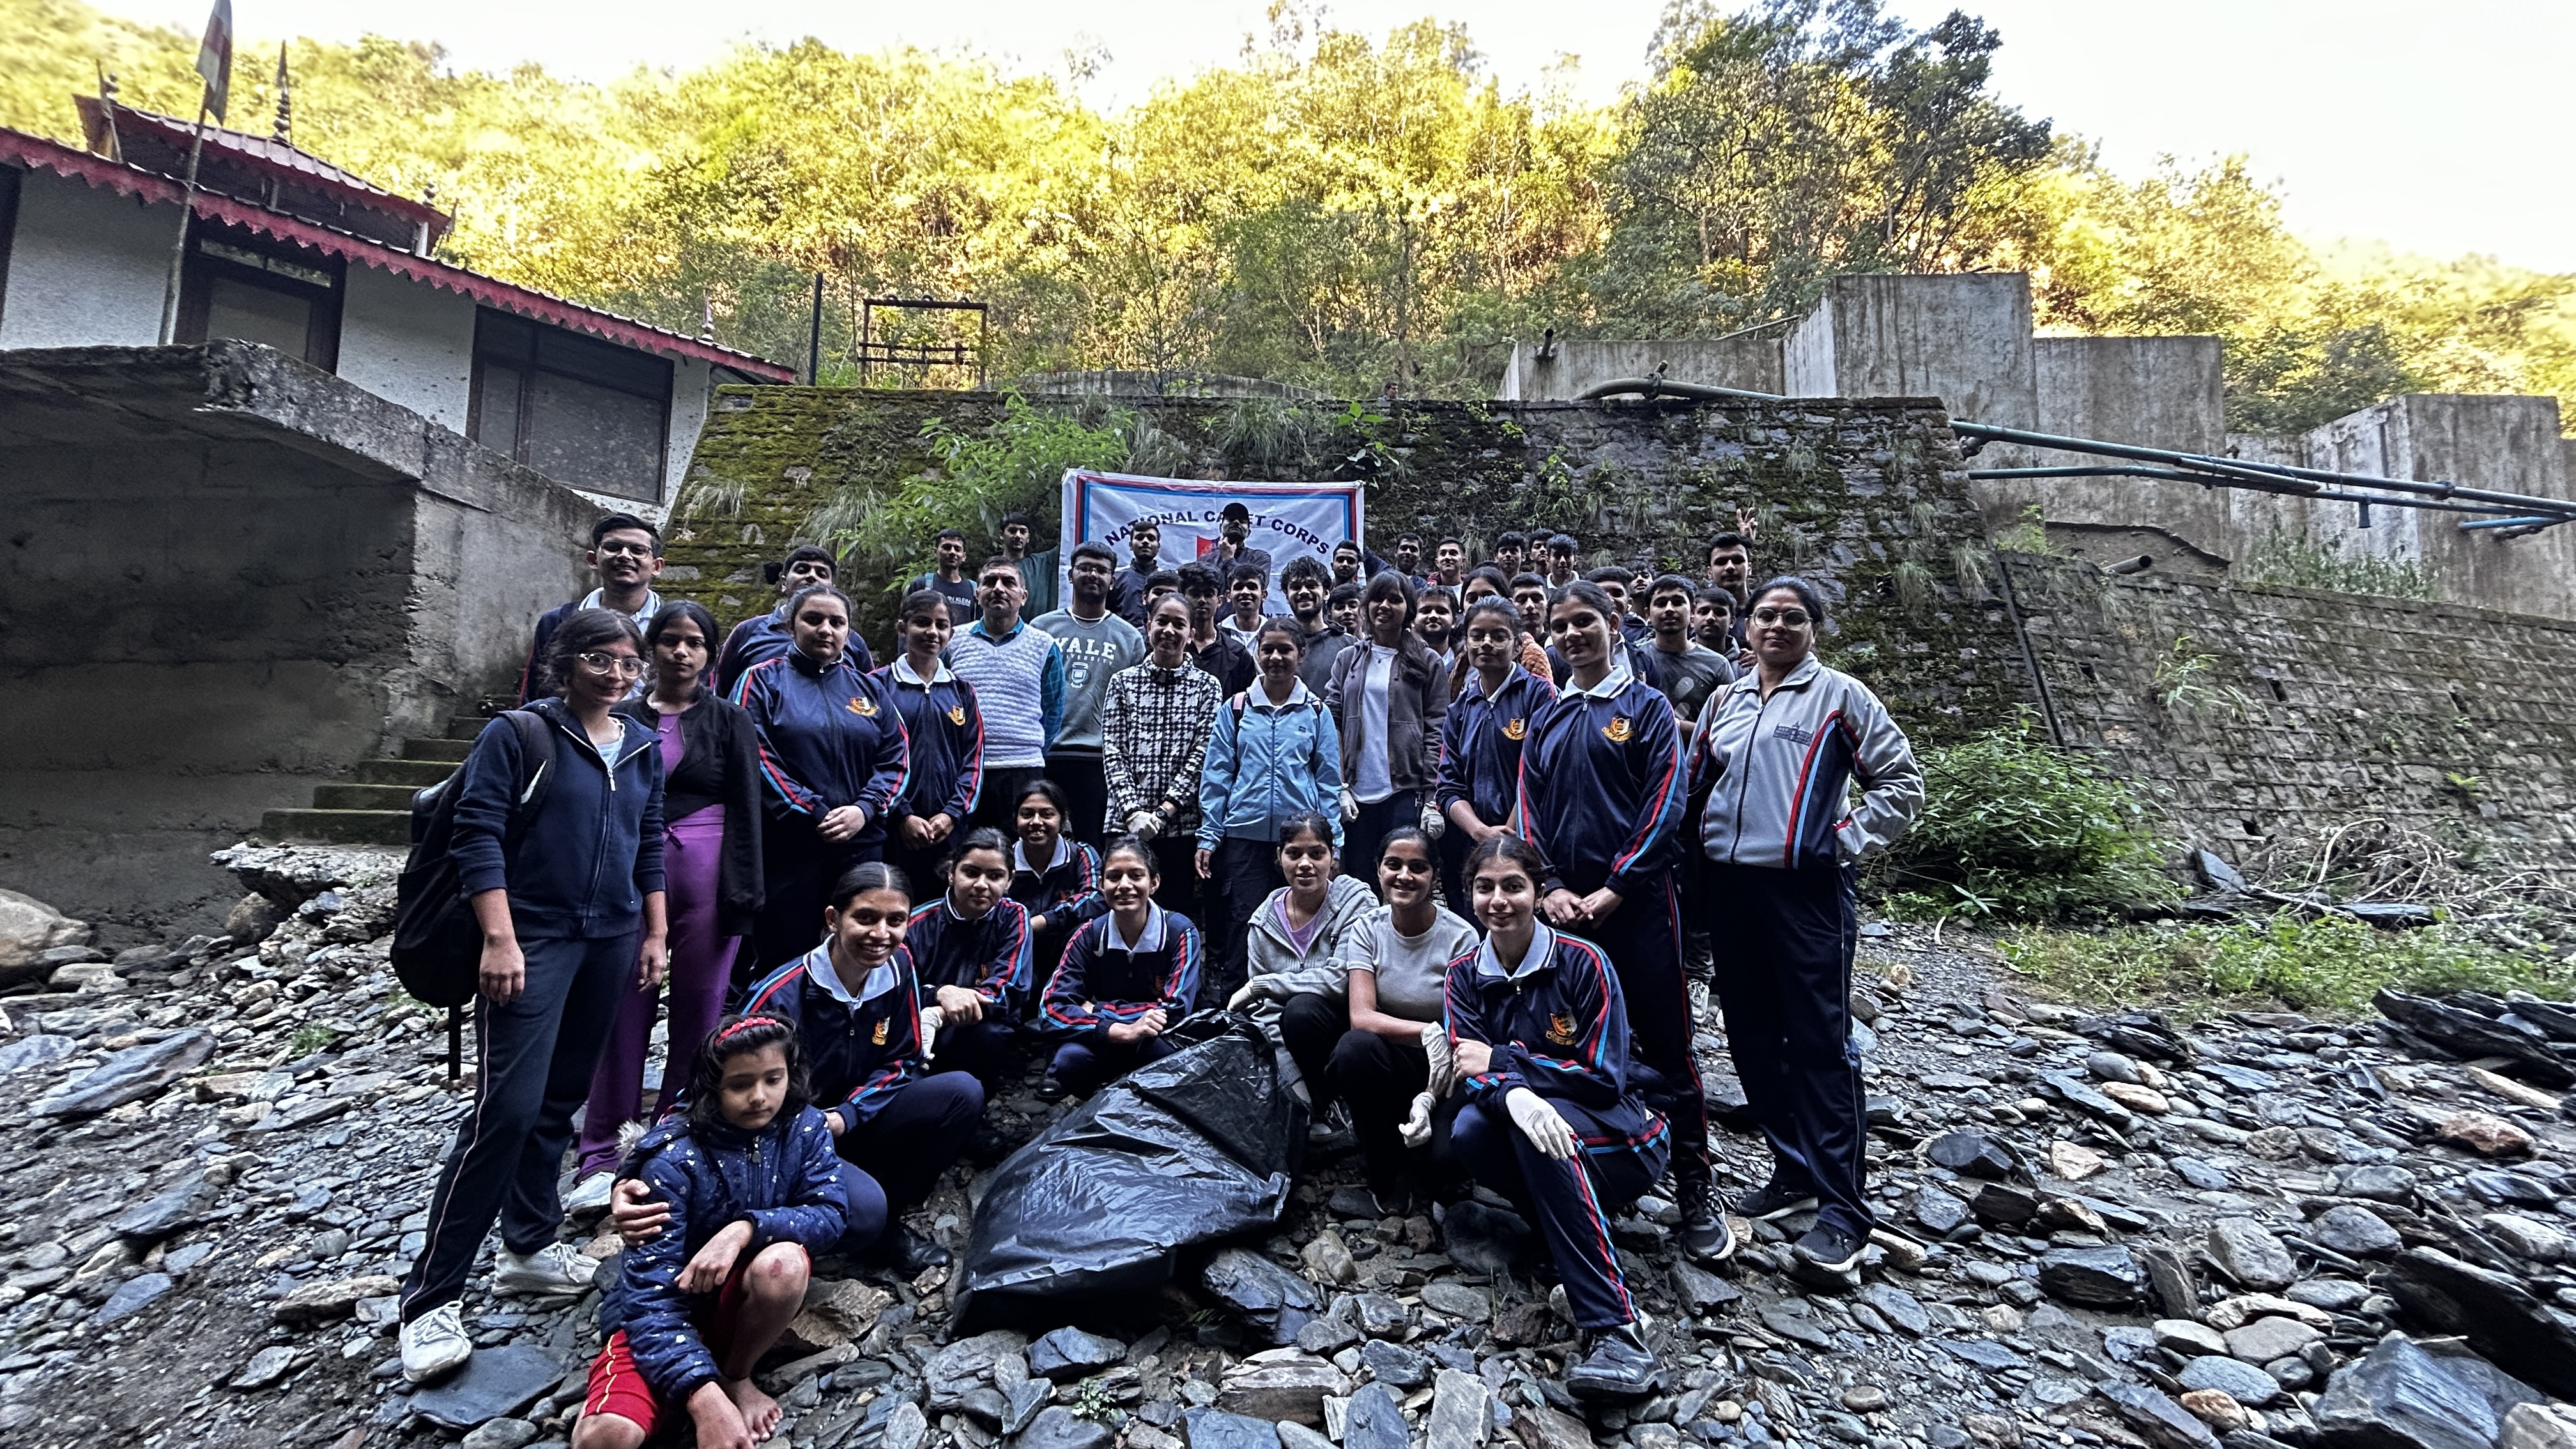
[1869,716,2178,921]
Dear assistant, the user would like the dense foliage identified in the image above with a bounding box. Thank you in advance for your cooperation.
[1869,717,2179,922]
[2001,912,2568,1017]
[8,0,2571,427]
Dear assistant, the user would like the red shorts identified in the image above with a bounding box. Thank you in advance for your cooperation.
[581,1264,751,1436]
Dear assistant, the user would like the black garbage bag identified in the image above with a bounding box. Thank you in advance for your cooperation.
[954,1015,1303,1330]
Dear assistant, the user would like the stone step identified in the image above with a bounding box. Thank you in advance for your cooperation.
[314,782,421,812]
[401,737,473,763]
[352,758,454,788]
[261,808,411,847]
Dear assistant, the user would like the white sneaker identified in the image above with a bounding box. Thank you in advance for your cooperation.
[491,1241,599,1298]
[399,1301,472,1383]
[563,1172,617,1217]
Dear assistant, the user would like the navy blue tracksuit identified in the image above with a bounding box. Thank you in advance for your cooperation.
[1434,664,1556,912]
[1039,905,1204,1095]
[1515,668,1706,1182]
[742,945,983,1250]
[734,654,911,972]
[903,897,1032,1090]
[1443,924,1668,1330]
[875,659,985,891]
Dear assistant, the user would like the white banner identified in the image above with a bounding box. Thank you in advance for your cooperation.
[1059,470,1365,612]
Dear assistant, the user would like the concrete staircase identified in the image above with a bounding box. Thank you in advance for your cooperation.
[261,699,510,847]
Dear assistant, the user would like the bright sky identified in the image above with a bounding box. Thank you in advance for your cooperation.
[125,0,2576,272]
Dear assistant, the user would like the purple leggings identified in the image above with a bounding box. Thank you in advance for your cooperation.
[577,808,740,1177]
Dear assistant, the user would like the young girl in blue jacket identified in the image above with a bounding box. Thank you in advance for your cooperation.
[903,828,1032,1092]
[1195,617,1342,1001]
[1038,838,1204,1100]
[1517,581,1728,1264]
[733,585,912,975]
[576,1014,844,1449]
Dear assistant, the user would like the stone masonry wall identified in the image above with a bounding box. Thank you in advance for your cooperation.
[2002,554,2576,877]
[668,388,2032,744]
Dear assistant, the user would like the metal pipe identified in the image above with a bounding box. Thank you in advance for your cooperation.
[2460,516,2562,531]
[1966,467,2553,518]
[1574,377,1782,403]
[2104,555,2154,576]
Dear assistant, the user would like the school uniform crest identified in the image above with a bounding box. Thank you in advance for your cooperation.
[871,1018,889,1045]
[847,694,878,717]
[1546,1012,1579,1045]
[1501,717,1526,741]
[1601,715,1633,743]
[947,705,968,726]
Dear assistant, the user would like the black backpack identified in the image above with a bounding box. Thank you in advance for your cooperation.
[390,710,556,1008]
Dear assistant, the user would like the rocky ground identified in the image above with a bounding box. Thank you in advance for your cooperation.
[0,850,2572,1449]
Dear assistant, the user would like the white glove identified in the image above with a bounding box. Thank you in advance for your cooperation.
[1399,1025,1457,1149]
[1419,804,1446,840]
[1505,1087,1578,1161]
[916,1005,945,1061]
[1339,788,1361,822]
[1127,810,1160,840]
[1226,979,1267,1010]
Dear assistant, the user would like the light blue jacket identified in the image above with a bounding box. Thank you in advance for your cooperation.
[1196,680,1343,850]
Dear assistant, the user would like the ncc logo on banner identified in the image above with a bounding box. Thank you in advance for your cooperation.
[1059,470,1365,612]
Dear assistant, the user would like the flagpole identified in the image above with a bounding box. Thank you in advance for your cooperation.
[155,92,212,346]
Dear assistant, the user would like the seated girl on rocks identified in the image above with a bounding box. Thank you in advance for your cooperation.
[1036,836,1204,1100]
[575,1014,845,1449]
[902,827,1034,1092]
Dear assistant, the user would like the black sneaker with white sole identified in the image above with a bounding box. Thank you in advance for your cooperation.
[1678,1182,1736,1262]
[1731,1180,1821,1222]
[1790,1222,1867,1274]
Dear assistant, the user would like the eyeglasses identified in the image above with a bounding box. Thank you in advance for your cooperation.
[1751,608,1812,627]
[594,541,656,558]
[578,652,647,677]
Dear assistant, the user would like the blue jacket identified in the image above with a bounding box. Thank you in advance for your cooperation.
[733,653,910,845]
[1042,904,1204,1036]
[716,605,874,703]
[1436,666,1556,827]
[740,945,924,1133]
[1516,664,1687,900]
[1444,923,1668,1171]
[450,699,666,940]
[1009,837,1106,934]
[874,658,985,826]
[600,1106,847,1404]
[1195,680,1343,850]
[906,897,1034,1015]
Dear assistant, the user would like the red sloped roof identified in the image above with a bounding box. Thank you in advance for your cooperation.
[0,126,794,381]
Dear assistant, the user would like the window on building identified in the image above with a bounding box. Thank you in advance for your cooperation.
[174,227,342,370]
[467,309,671,501]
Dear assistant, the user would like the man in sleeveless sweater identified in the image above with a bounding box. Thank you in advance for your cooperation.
[947,556,1068,832]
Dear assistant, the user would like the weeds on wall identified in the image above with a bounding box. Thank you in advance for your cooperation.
[2150,634,2255,721]
[1870,716,2179,922]
[2240,525,2434,599]
[2000,910,2567,1018]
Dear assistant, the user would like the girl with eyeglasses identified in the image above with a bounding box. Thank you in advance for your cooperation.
[732,585,912,976]
[1691,576,1924,1278]
[397,607,670,1383]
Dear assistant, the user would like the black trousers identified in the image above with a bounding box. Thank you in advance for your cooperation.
[932,1017,1020,1097]
[1325,1028,1431,1193]
[1148,834,1200,924]
[1706,860,1868,1236]
[972,766,1048,835]
[752,825,880,985]
[1344,790,1416,892]
[1585,870,1709,1183]
[833,1072,987,1253]
[401,930,632,1321]
[1276,992,1347,1108]
[1204,836,1285,1008]
[1045,748,1109,848]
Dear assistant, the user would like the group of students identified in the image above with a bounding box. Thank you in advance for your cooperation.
[401,507,1925,1441]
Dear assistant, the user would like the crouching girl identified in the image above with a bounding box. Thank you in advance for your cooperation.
[576,1015,845,1449]
[1037,837,1204,1100]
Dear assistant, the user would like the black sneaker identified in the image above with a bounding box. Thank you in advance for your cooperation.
[1680,1188,1736,1263]
[1790,1222,1867,1274]
[1034,1072,1068,1103]
[1732,1180,1820,1222]
[1566,1321,1662,1399]
[865,1222,951,1276]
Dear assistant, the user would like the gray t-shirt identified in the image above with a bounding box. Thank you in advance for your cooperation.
[1034,609,1146,751]
[1345,903,1479,1023]
[1654,642,1738,726]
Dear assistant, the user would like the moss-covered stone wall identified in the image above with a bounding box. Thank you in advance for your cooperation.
[665,387,2032,743]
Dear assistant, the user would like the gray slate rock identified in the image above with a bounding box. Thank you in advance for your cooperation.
[232,1346,296,1390]
[111,1180,215,1245]
[89,1271,172,1326]
[1427,1369,1490,1449]
[2331,1164,2419,1204]
[1029,1326,1126,1381]
[2311,1205,2402,1258]
[1671,1260,1740,1316]
[2098,1381,2223,1449]
[1926,1130,2018,1180]
[1438,1199,1537,1276]
[2170,1156,2234,1191]
[2179,1355,2281,1407]
[2288,1279,2372,1312]
[1004,1379,1053,1435]
[1201,1248,1321,1344]
[1022,1406,1116,1449]
[1936,1339,2027,1372]
[929,1330,1030,1408]
[1360,1338,1430,1390]
[1856,1283,1929,1337]
[34,1028,214,1117]
[2207,1217,2299,1291]
[2038,1246,2142,1308]
[1420,1280,1490,1322]
[459,1420,538,1449]
[0,1035,75,1073]
[1913,1185,1970,1235]
[2313,1333,2543,1449]
[2385,1248,2576,1400]
[1185,1409,1275,1449]
[1342,1383,1408,1449]
[2226,1317,2322,1365]
[408,1344,562,1428]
